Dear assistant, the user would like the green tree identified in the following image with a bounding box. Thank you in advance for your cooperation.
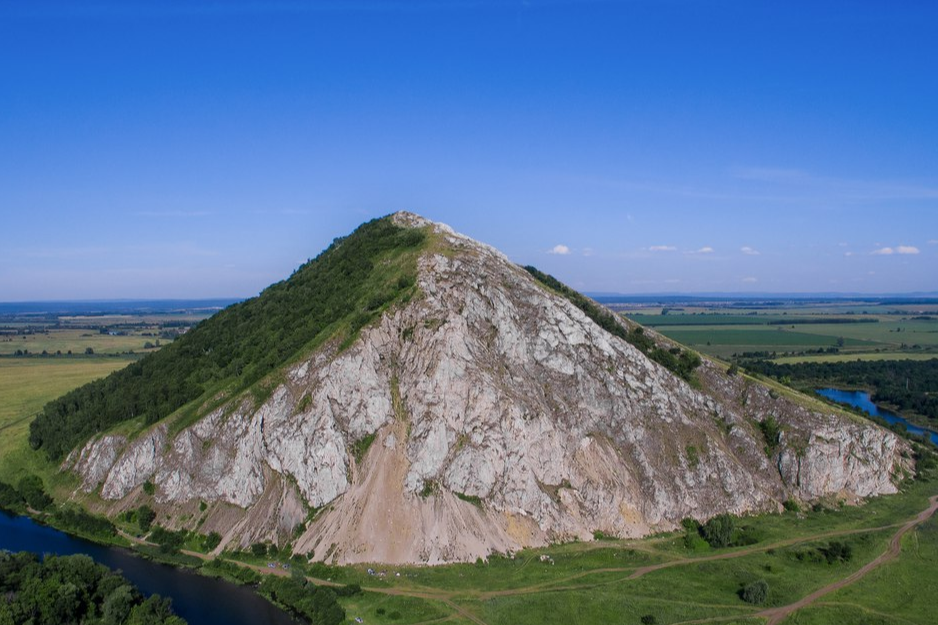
[102,585,136,625]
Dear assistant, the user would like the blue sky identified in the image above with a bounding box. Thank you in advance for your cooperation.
[1,0,936,300]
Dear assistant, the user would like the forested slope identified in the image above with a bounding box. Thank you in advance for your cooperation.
[30,217,426,460]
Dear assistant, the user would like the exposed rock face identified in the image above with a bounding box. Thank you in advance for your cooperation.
[69,212,911,564]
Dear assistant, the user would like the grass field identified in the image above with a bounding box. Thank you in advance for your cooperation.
[0,357,134,484]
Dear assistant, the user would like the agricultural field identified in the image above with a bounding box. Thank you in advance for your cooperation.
[0,327,166,356]
[619,298,938,363]
[0,300,224,484]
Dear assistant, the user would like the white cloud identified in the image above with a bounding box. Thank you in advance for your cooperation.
[135,210,213,217]
[844,251,855,257]
[742,277,758,283]
[740,246,760,255]
[928,239,938,245]
[649,245,677,252]
[548,244,571,255]
[696,246,714,253]
[582,247,594,257]
[872,245,919,255]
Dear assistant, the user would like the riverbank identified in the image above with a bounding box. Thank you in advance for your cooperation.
[816,387,938,446]
[0,510,297,625]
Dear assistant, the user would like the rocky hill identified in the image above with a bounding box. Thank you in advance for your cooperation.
[49,213,909,564]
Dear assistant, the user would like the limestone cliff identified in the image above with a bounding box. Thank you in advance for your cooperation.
[66,212,910,564]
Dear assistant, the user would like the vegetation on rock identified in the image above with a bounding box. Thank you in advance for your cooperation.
[523,266,702,383]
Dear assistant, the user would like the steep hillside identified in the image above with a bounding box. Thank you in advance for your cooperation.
[56,213,909,564]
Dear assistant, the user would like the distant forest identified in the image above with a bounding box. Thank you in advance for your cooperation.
[30,217,425,460]
[743,358,938,422]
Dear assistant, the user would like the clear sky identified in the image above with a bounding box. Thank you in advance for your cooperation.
[1,0,936,300]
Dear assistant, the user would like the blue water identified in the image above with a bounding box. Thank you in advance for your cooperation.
[0,511,295,625]
[816,388,938,446]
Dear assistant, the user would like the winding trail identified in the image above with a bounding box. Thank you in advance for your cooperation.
[757,495,938,625]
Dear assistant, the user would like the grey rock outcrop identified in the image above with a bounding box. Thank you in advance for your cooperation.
[69,212,911,564]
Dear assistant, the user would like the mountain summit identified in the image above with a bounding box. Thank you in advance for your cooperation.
[47,213,908,564]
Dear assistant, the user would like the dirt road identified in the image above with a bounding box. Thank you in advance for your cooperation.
[757,495,938,625]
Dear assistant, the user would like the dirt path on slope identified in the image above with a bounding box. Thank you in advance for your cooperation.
[756,495,938,625]
[625,522,905,581]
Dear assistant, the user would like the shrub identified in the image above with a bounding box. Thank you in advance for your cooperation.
[0,481,25,512]
[137,505,156,532]
[741,579,769,605]
[17,475,53,510]
[820,541,853,564]
[203,531,222,551]
[640,616,658,625]
[758,416,782,455]
[702,514,736,548]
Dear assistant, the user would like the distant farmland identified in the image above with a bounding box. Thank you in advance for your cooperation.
[623,301,938,362]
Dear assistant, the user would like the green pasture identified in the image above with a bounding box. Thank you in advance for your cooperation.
[772,352,938,364]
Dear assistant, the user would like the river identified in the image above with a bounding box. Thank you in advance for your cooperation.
[816,388,938,445]
[0,511,295,625]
